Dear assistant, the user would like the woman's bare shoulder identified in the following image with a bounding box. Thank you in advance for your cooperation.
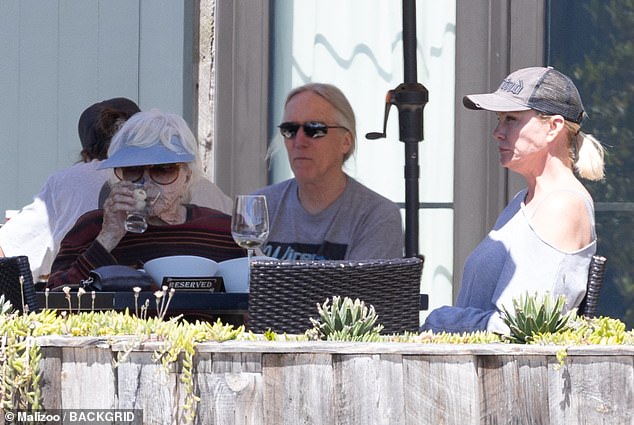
[531,188,594,251]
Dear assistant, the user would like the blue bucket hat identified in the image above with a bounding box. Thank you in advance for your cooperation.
[98,135,195,169]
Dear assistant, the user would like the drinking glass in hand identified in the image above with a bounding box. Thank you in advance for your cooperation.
[231,195,269,262]
[125,183,160,234]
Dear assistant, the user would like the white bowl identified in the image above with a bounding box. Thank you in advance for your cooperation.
[217,256,275,293]
[144,255,218,286]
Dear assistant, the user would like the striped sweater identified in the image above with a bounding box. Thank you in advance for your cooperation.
[48,205,245,288]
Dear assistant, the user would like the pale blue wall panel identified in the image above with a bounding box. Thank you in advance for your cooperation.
[58,0,103,165]
[17,1,60,202]
[96,0,140,99]
[0,1,21,209]
[57,0,141,165]
[138,0,186,117]
[0,0,188,216]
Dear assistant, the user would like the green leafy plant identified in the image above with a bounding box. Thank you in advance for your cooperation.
[307,296,384,342]
[501,292,575,344]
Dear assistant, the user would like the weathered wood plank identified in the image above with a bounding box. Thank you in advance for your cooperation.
[333,353,405,425]
[116,350,178,424]
[262,353,334,425]
[404,355,480,424]
[35,336,634,357]
[548,355,634,425]
[24,339,634,424]
[479,355,549,425]
[60,346,116,409]
[209,352,262,374]
[195,353,264,425]
[37,346,62,410]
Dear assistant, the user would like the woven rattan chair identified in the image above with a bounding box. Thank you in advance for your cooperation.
[248,256,424,334]
[0,256,38,313]
[578,255,607,318]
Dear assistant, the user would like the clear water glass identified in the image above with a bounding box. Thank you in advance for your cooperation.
[125,183,160,234]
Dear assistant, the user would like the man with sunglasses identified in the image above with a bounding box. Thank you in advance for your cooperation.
[47,109,245,289]
[253,83,404,261]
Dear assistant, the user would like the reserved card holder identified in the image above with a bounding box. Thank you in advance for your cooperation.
[161,276,225,292]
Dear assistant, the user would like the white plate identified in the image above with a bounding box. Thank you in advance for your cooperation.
[144,255,218,286]
[217,256,275,293]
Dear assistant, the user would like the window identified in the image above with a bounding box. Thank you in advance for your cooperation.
[548,0,634,327]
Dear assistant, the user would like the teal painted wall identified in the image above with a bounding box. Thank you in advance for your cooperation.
[0,0,193,216]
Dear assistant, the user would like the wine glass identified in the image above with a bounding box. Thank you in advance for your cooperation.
[231,195,270,264]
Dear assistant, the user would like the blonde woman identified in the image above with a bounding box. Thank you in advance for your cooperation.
[423,67,605,334]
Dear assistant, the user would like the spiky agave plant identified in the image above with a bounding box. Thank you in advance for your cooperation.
[307,296,384,342]
[500,292,575,344]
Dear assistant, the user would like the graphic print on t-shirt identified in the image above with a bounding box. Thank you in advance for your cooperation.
[261,241,347,260]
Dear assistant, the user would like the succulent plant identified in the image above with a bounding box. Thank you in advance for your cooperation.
[405,330,504,344]
[500,292,574,344]
[532,315,633,346]
[0,294,14,316]
[308,296,384,341]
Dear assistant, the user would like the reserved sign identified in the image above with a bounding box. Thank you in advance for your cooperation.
[161,276,225,292]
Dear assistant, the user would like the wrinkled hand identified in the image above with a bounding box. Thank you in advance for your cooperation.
[97,181,142,251]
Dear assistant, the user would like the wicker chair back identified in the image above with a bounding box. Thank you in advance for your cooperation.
[248,257,424,334]
[0,256,38,313]
[578,255,607,318]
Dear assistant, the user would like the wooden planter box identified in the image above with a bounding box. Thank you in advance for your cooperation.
[20,338,634,424]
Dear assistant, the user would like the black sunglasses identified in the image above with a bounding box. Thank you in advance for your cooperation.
[278,121,348,139]
[114,164,182,185]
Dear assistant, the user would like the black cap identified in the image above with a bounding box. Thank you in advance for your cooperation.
[77,97,141,150]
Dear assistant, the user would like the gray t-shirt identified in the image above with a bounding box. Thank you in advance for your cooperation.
[422,188,596,334]
[253,176,404,260]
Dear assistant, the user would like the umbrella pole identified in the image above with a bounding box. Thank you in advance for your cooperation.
[401,0,424,258]
[366,0,428,257]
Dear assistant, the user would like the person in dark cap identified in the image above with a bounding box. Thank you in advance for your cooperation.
[422,66,606,335]
[78,97,141,162]
[0,97,140,282]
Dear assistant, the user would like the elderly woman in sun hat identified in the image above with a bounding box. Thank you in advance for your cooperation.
[48,109,245,289]
[422,66,605,335]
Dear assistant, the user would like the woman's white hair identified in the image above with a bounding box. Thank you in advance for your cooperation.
[107,109,203,194]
